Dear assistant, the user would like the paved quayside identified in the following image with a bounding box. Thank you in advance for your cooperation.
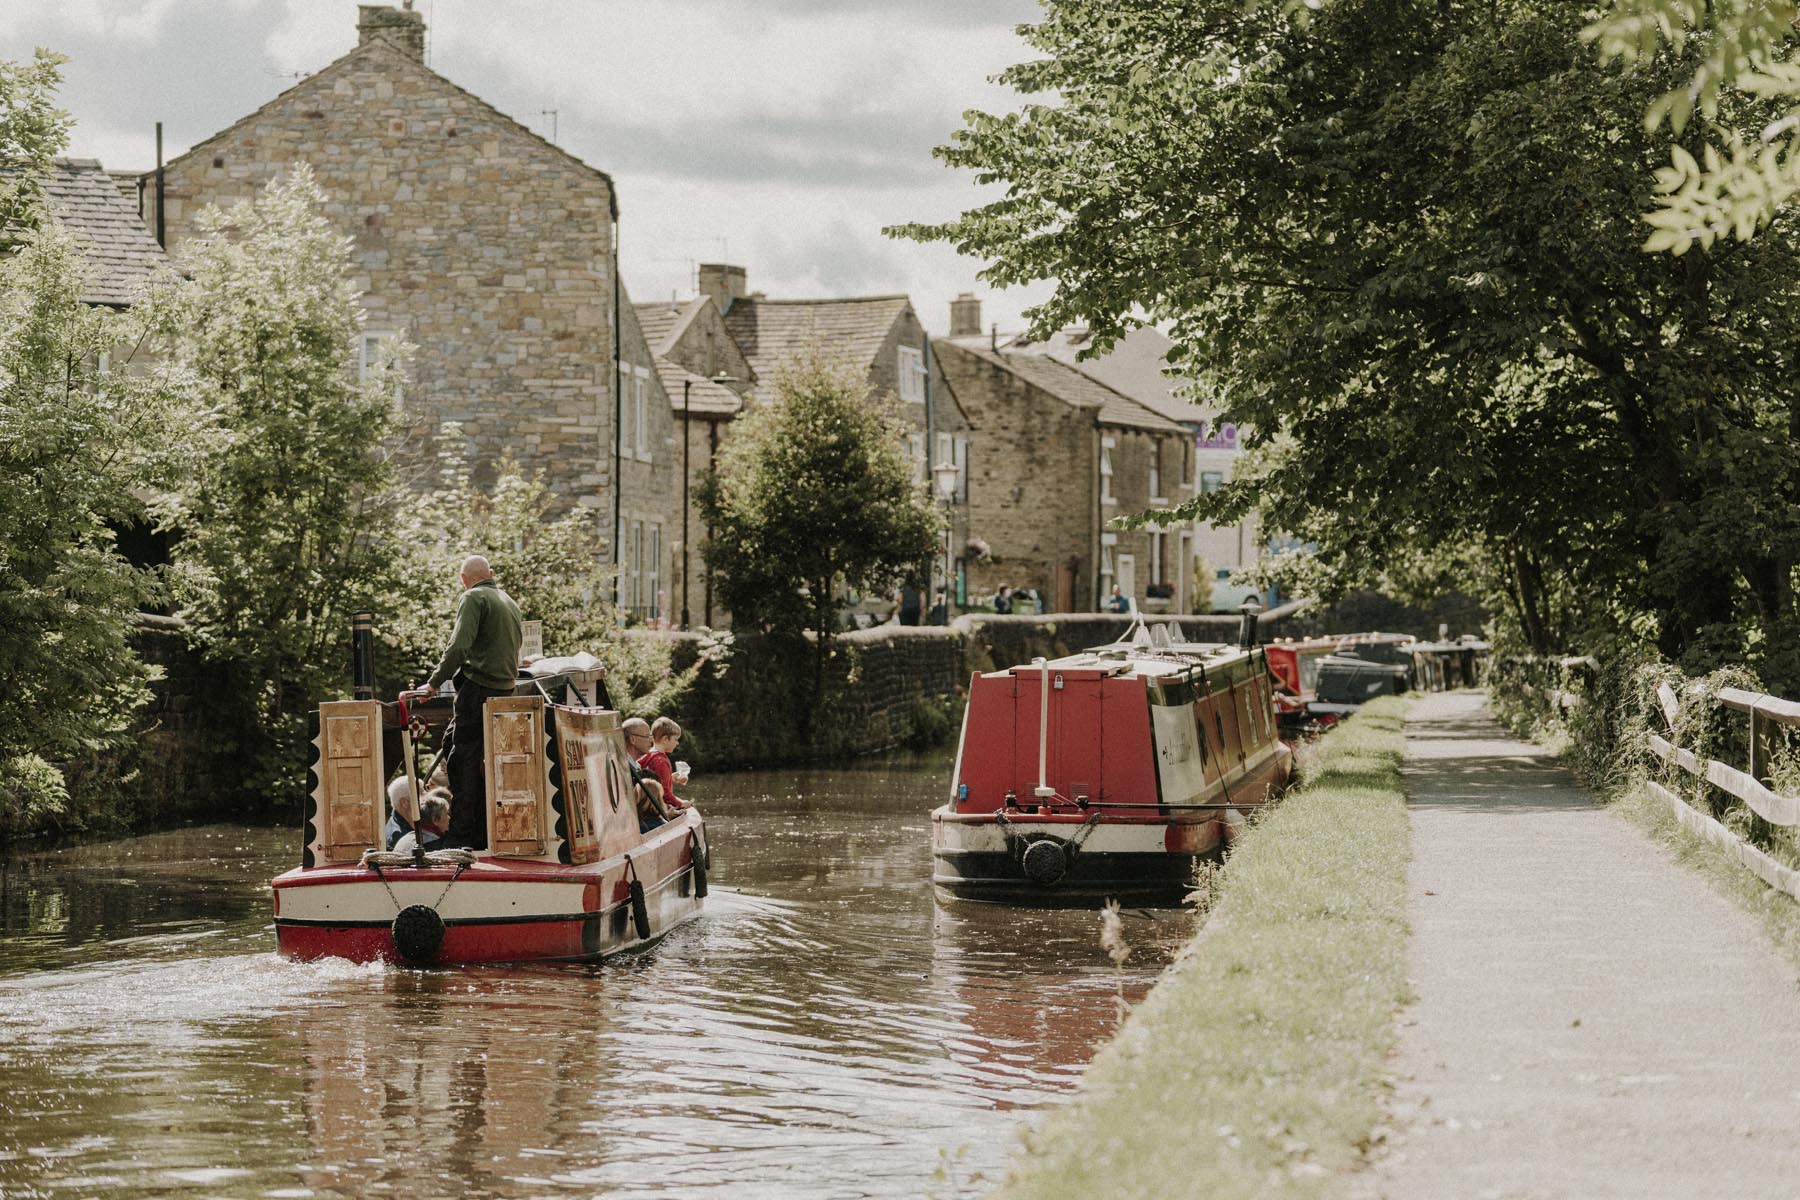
[1355,691,1800,1199]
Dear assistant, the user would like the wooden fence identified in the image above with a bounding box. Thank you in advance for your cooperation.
[1646,683,1800,901]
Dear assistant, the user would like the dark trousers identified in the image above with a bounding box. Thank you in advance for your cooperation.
[446,678,509,849]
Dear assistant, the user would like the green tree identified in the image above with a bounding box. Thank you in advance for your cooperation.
[153,165,408,805]
[0,52,196,837]
[385,431,710,720]
[698,354,937,720]
[0,50,71,250]
[899,0,1800,686]
[0,225,199,838]
[1583,0,1800,253]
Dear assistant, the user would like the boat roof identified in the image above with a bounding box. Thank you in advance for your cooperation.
[1001,640,1258,682]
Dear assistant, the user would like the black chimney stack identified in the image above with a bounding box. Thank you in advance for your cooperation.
[352,611,375,699]
[1237,598,1264,649]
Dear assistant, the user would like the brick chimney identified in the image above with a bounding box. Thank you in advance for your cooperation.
[358,4,426,62]
[949,292,981,338]
[697,263,748,313]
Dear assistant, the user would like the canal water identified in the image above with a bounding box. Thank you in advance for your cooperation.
[0,756,1199,1199]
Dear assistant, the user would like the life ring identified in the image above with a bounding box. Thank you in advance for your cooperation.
[1021,838,1070,886]
[391,904,445,964]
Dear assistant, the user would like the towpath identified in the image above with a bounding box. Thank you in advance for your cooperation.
[1355,690,1800,1200]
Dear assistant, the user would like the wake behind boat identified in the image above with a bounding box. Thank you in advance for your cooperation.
[272,648,709,966]
[932,616,1294,904]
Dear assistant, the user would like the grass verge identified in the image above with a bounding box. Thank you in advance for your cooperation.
[983,696,1413,1200]
[1607,781,1800,971]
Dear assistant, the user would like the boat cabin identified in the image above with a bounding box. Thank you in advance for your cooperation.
[303,653,642,869]
[950,639,1286,817]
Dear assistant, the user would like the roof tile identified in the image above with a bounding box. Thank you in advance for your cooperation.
[34,158,170,307]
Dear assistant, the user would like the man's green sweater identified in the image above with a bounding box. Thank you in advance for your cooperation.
[426,579,523,691]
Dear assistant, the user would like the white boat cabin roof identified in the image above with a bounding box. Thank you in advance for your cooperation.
[1003,638,1257,683]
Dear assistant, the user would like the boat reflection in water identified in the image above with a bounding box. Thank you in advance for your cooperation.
[1,760,1195,1198]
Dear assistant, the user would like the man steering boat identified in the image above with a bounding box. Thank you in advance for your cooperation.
[401,554,522,850]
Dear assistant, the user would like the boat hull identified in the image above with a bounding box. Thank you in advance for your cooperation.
[272,810,707,965]
[931,807,1242,904]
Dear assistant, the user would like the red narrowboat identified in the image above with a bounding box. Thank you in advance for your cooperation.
[933,630,1293,903]
[272,654,708,965]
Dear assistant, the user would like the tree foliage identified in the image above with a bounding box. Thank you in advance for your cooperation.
[0,53,196,837]
[899,0,1800,686]
[698,354,937,712]
[0,50,71,251]
[0,226,199,837]
[1582,0,1800,253]
[153,165,409,803]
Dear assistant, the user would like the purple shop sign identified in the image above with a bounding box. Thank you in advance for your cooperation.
[1197,422,1238,451]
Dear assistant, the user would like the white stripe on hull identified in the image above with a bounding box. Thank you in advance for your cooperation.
[280,876,592,924]
[931,808,1236,854]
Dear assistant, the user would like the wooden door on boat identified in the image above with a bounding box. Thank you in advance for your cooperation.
[312,699,386,865]
[487,697,548,856]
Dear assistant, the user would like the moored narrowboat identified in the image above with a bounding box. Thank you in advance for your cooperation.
[272,653,709,965]
[932,625,1293,903]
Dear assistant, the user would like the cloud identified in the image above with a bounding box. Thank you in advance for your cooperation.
[4,0,1057,334]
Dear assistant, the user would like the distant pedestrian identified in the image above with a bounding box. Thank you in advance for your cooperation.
[1106,584,1129,613]
[402,555,523,850]
[993,585,1013,615]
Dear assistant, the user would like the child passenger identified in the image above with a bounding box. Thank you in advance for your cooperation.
[636,716,689,811]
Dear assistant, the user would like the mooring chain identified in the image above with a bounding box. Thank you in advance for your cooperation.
[368,861,403,914]
[432,861,468,909]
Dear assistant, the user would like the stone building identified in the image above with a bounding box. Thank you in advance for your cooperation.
[142,4,677,614]
[952,295,1263,613]
[934,335,1190,614]
[633,291,752,628]
[641,263,973,626]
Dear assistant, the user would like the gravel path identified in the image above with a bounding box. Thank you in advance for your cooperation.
[1354,690,1800,1200]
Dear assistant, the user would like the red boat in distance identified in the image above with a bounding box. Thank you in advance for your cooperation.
[933,622,1294,904]
[1265,632,1420,734]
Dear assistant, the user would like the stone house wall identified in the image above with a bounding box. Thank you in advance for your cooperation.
[1100,424,1196,610]
[935,340,1096,611]
[653,297,753,629]
[147,11,626,521]
[616,297,679,621]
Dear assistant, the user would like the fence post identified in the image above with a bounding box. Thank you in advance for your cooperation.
[1749,700,1774,847]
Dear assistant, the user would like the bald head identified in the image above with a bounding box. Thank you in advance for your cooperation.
[622,717,651,754]
[459,555,493,589]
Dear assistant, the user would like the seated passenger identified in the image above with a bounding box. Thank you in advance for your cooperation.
[636,716,689,810]
[623,717,675,832]
[394,790,452,853]
[384,776,420,850]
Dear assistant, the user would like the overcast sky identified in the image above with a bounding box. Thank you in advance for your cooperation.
[5,0,1055,334]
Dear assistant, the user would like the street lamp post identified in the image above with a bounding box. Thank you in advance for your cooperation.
[682,371,736,630]
[933,459,959,625]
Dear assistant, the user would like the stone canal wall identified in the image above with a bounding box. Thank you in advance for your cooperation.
[123,612,1316,806]
[657,611,1301,769]
[127,616,231,821]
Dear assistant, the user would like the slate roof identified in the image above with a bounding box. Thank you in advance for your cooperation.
[35,158,170,307]
[652,359,743,418]
[1005,325,1211,425]
[951,342,1186,434]
[722,295,912,401]
[634,297,706,358]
